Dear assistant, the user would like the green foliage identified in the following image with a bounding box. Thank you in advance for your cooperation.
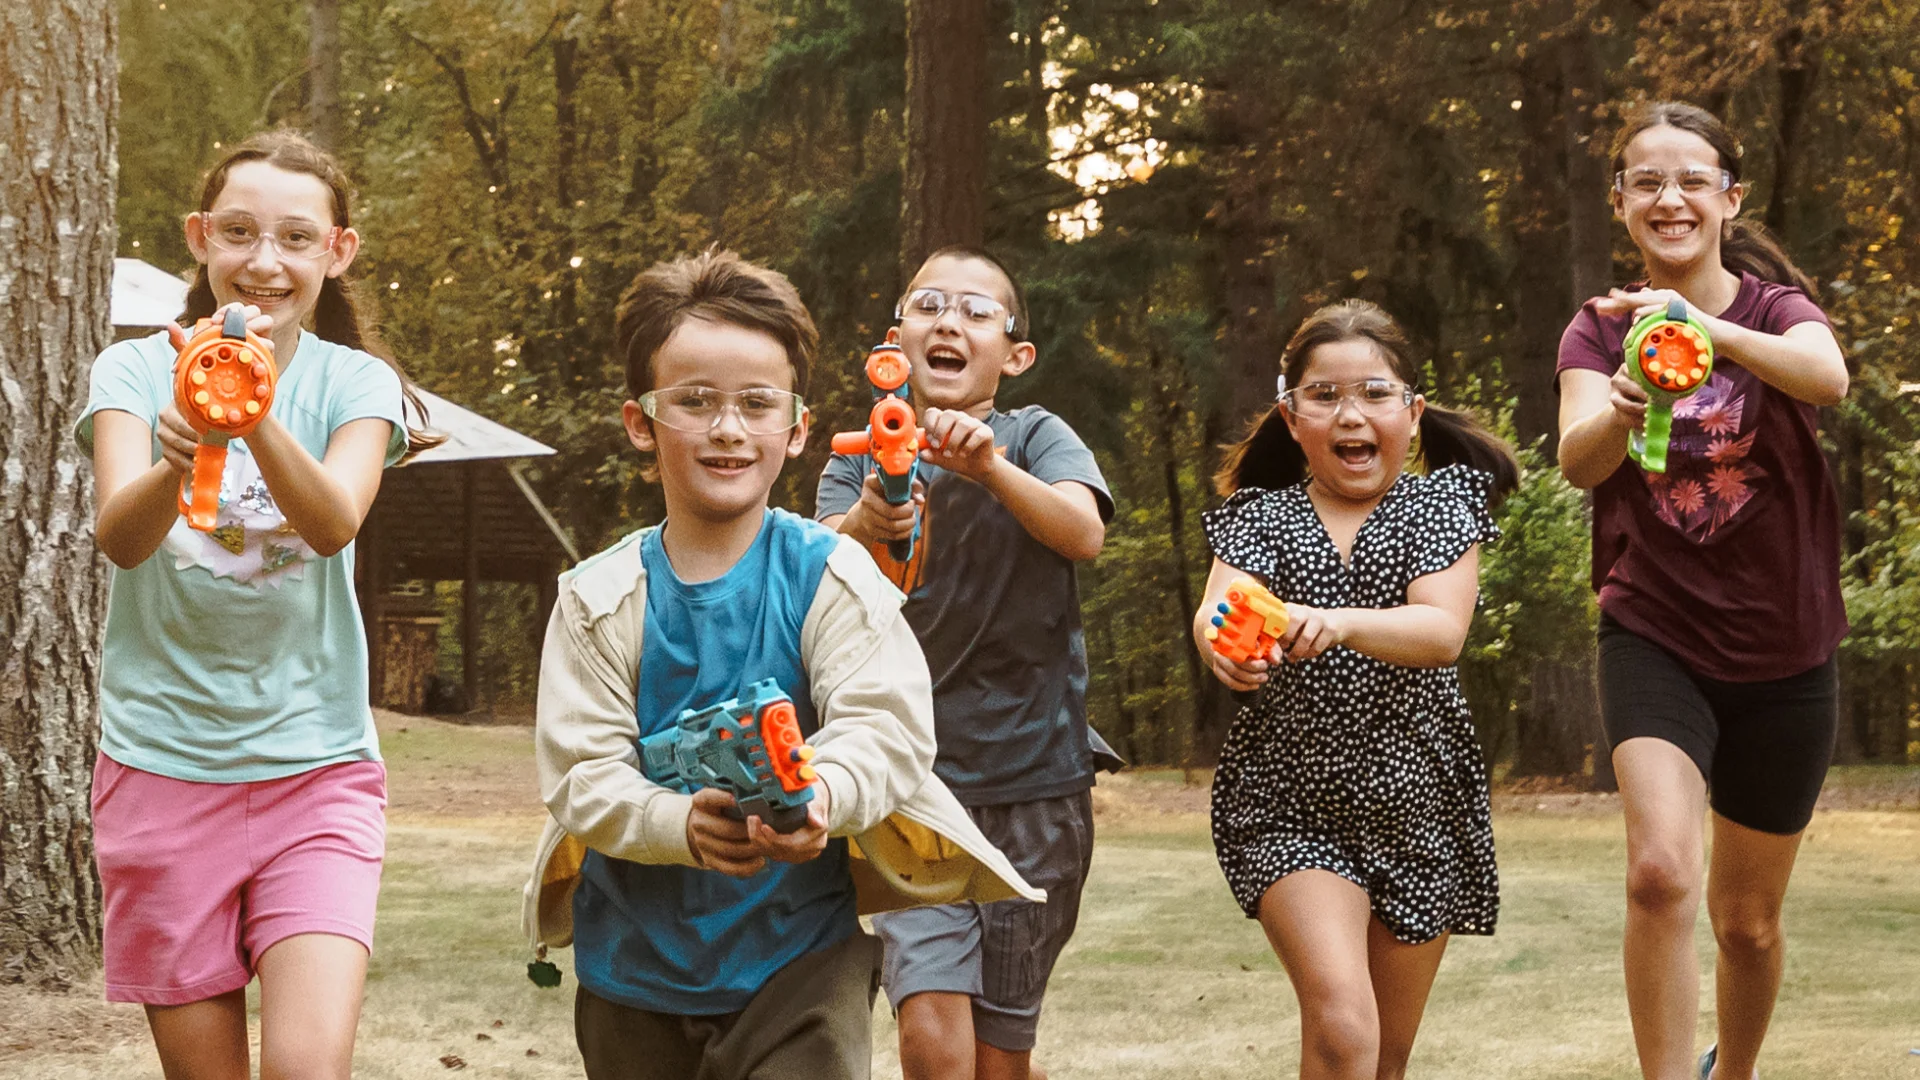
[113,0,1920,758]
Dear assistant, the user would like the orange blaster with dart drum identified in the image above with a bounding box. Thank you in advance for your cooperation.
[168,307,277,531]
[830,343,927,562]
[1205,577,1292,666]
[639,679,820,834]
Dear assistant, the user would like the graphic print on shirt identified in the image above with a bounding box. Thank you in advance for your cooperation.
[163,443,316,586]
[1644,368,1767,542]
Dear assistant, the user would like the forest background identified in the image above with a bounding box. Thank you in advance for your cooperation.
[112,0,1920,781]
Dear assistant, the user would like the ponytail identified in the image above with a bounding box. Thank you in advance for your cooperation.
[1722,218,1819,299]
[1418,404,1520,501]
[181,129,445,458]
[1214,407,1306,496]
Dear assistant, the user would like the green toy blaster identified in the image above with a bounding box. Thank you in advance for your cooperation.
[639,679,819,834]
[1623,297,1713,474]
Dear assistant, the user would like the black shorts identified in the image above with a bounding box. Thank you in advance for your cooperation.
[1597,613,1838,835]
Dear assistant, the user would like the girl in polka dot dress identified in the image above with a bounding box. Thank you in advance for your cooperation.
[1194,300,1518,1080]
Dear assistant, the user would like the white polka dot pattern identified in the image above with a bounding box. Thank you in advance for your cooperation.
[1199,465,1502,943]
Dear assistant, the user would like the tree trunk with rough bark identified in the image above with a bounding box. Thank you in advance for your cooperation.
[309,0,342,148]
[0,0,118,989]
[900,0,989,276]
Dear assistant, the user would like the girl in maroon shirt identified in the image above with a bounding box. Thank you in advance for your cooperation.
[1556,103,1849,1080]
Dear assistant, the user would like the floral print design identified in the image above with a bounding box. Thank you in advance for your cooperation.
[1647,371,1766,541]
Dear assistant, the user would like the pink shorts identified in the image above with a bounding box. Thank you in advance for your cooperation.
[91,754,387,1005]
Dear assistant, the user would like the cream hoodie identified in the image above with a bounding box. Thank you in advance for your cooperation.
[522,527,1042,953]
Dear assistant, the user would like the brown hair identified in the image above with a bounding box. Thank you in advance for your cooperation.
[1214,300,1519,497]
[613,248,817,400]
[1610,101,1819,298]
[183,130,443,456]
[916,245,1030,339]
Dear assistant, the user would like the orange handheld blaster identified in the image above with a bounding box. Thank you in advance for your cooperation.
[1205,577,1291,665]
[168,308,276,531]
[830,343,926,562]
[639,679,819,833]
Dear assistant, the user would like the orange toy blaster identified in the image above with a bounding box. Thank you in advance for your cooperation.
[830,343,926,562]
[167,308,276,531]
[1204,577,1292,665]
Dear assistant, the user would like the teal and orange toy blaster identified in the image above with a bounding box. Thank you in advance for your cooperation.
[167,308,276,531]
[830,343,926,562]
[1205,577,1291,666]
[640,679,820,834]
[1624,297,1713,474]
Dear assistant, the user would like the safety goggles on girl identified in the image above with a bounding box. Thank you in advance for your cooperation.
[1279,379,1416,419]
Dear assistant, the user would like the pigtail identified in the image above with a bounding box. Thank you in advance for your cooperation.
[315,277,444,458]
[1214,407,1307,496]
[1417,405,1519,501]
[1722,219,1819,299]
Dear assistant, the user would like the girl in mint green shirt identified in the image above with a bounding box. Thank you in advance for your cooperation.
[80,130,440,1080]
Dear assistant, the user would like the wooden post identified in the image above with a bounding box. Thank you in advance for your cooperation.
[463,462,481,711]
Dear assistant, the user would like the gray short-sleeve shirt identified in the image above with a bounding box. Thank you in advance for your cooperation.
[816,406,1117,806]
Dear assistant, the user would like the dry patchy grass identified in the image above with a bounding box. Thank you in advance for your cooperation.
[5,718,1916,1078]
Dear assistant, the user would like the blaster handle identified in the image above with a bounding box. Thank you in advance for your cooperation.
[180,436,230,532]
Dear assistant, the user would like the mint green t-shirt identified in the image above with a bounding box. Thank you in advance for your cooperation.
[76,329,408,782]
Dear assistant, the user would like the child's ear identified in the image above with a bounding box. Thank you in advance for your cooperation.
[325,227,361,277]
[884,326,901,345]
[1409,394,1426,427]
[785,408,810,459]
[622,399,656,453]
[1278,401,1304,444]
[1002,341,1036,378]
[184,213,210,263]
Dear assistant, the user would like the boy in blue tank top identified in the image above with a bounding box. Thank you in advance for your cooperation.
[526,250,1040,1080]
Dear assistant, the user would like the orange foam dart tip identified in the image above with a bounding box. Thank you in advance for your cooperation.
[1204,577,1291,666]
[759,700,819,794]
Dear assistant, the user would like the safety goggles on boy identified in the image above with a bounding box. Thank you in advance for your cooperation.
[895,288,1019,336]
[1280,379,1416,419]
[636,385,807,435]
[196,211,343,261]
[1613,165,1735,202]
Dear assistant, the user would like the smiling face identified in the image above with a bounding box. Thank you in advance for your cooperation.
[1280,337,1424,504]
[889,253,1035,416]
[1613,124,1743,277]
[185,161,359,337]
[623,316,808,527]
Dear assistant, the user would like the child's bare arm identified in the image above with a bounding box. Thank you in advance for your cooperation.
[1281,547,1481,668]
[921,407,1104,561]
[91,410,194,568]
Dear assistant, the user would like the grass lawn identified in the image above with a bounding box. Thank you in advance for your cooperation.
[5,717,1916,1078]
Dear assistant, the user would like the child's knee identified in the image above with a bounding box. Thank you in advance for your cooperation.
[897,991,975,1076]
[1300,999,1379,1077]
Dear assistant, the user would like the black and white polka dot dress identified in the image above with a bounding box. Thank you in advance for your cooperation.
[1201,465,1501,943]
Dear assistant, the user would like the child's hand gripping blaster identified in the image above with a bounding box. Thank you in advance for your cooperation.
[830,343,926,562]
[168,308,277,531]
[639,679,821,834]
[1623,297,1713,474]
[1205,577,1291,665]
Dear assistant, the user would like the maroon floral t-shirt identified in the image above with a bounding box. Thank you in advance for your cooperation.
[1555,271,1847,681]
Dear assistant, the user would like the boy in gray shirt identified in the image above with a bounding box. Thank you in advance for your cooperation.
[817,246,1118,1080]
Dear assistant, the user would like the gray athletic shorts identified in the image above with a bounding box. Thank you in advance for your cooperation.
[870,788,1095,1052]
